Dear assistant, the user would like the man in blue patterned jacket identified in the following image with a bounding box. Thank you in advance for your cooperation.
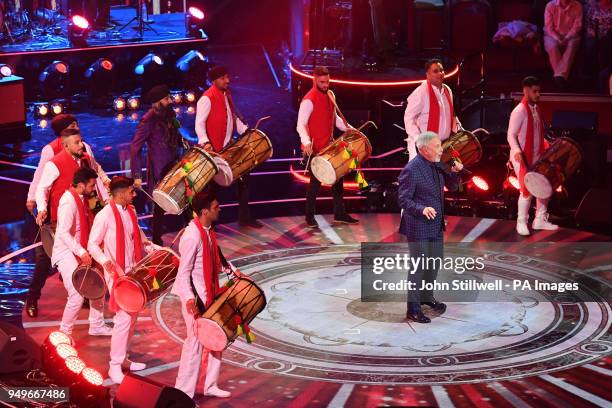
[398,131,463,323]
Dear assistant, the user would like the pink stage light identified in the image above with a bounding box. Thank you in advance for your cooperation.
[471,176,489,191]
[290,63,460,87]
[72,15,90,30]
[188,7,205,20]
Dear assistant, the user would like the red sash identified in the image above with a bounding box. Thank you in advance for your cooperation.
[193,218,220,308]
[68,187,93,248]
[519,97,545,196]
[426,81,455,135]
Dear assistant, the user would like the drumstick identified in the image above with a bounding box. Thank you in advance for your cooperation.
[303,152,313,175]
[136,186,155,202]
[357,120,378,132]
[253,116,272,130]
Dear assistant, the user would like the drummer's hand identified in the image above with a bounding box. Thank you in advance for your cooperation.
[80,252,93,267]
[26,200,36,215]
[134,178,143,189]
[514,152,524,165]
[36,210,47,226]
[104,261,119,278]
[451,161,463,172]
[202,142,213,152]
[186,299,199,316]
[303,143,313,156]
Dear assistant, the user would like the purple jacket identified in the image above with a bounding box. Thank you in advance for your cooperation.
[130,108,182,192]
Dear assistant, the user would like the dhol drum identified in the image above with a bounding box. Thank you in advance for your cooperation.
[311,129,372,185]
[212,129,273,186]
[40,223,55,258]
[72,263,106,299]
[196,277,267,352]
[524,137,582,199]
[153,147,218,215]
[113,248,180,313]
[440,130,483,170]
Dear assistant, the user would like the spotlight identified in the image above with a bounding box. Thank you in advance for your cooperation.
[127,96,140,110]
[471,176,490,191]
[68,15,90,47]
[170,91,183,104]
[185,91,196,103]
[115,113,125,122]
[85,58,116,107]
[56,343,78,359]
[39,119,48,128]
[186,105,195,114]
[134,53,164,76]
[39,61,70,100]
[47,331,73,347]
[65,356,86,375]
[508,175,520,190]
[0,63,13,78]
[71,367,108,407]
[186,7,205,38]
[34,102,50,117]
[50,101,64,115]
[176,50,208,89]
[113,97,126,111]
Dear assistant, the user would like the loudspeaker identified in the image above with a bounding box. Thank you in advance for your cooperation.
[0,321,41,374]
[0,75,26,128]
[575,188,612,228]
[114,373,195,408]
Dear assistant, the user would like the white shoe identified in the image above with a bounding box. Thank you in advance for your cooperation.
[516,221,530,236]
[532,214,559,231]
[108,365,125,384]
[128,361,146,371]
[203,386,231,398]
[88,325,112,336]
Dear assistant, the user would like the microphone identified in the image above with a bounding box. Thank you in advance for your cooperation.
[449,159,472,175]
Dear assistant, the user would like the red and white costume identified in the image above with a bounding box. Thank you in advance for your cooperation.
[53,188,105,334]
[507,98,556,233]
[171,218,225,398]
[296,88,348,153]
[33,140,109,218]
[88,201,153,381]
[403,81,460,160]
[194,86,248,151]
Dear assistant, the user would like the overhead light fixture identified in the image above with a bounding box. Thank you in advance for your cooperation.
[134,53,164,76]
[176,50,208,90]
[134,53,165,98]
[39,61,70,100]
[186,7,205,38]
[85,58,116,107]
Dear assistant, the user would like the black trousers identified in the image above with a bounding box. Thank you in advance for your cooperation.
[305,171,346,219]
[209,174,251,222]
[28,244,52,301]
[406,234,443,313]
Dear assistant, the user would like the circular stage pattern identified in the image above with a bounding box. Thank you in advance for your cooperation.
[156,244,611,385]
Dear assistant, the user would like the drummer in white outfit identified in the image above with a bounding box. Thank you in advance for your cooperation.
[404,59,461,161]
[507,76,558,236]
[172,191,238,399]
[53,167,111,336]
[88,176,154,384]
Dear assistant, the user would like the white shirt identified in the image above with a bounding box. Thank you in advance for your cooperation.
[404,81,460,160]
[296,98,349,146]
[507,102,543,160]
[51,190,88,266]
[194,94,248,147]
[34,143,110,212]
[171,220,212,305]
[87,202,152,272]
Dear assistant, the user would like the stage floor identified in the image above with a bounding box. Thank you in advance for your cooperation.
[19,214,611,407]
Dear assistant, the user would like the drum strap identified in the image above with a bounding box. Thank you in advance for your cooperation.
[327,91,349,134]
[189,244,231,315]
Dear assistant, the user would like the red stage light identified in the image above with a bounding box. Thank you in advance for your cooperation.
[471,176,489,191]
[556,185,563,193]
[101,59,113,70]
[65,356,86,374]
[55,62,68,74]
[48,331,72,347]
[81,367,104,386]
[56,343,78,359]
[290,63,460,87]
[0,64,12,77]
[188,7,205,20]
[508,176,520,190]
[72,15,90,30]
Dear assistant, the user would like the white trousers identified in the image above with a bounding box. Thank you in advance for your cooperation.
[57,255,105,334]
[105,272,138,367]
[510,153,549,220]
[175,300,222,398]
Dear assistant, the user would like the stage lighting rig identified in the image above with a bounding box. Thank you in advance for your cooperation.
[134,53,165,97]
[39,60,70,100]
[0,64,13,78]
[34,102,50,117]
[68,15,91,47]
[186,6,205,38]
[176,50,209,90]
[85,58,116,107]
